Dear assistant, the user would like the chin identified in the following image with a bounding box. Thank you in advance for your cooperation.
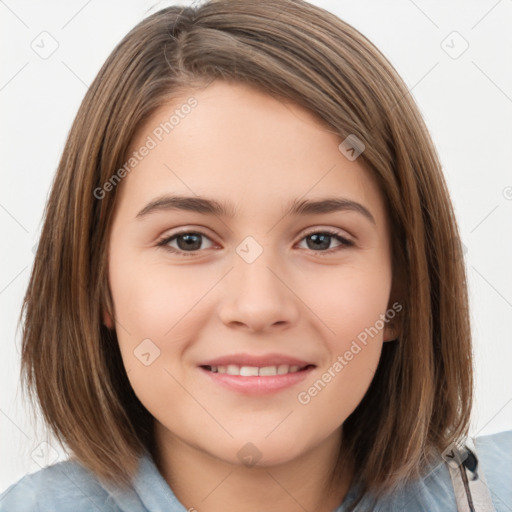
[217,432,313,468]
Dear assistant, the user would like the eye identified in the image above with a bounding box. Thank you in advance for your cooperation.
[296,229,354,255]
[156,231,216,256]
[156,228,354,257]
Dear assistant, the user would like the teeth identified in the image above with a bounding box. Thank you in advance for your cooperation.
[259,366,277,376]
[206,364,306,376]
[277,364,289,375]
[227,364,239,375]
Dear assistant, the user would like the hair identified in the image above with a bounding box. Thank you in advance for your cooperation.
[19,0,473,509]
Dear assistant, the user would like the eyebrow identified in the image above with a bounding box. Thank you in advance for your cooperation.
[135,194,376,225]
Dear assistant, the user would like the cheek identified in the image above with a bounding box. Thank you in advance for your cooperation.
[295,262,391,419]
[109,249,208,340]
[108,250,217,403]
[107,252,199,419]
[305,259,392,348]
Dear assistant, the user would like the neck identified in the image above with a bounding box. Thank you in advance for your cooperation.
[152,425,354,512]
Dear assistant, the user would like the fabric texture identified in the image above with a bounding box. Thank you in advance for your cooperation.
[1,429,511,512]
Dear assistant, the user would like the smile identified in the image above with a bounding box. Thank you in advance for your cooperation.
[202,364,313,376]
[199,364,316,395]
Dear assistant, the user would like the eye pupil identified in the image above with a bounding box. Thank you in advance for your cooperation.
[307,233,331,250]
[177,233,202,251]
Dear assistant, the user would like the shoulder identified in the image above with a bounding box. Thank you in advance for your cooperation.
[348,430,512,512]
[337,455,458,511]
[0,459,121,512]
[396,429,512,512]
[474,429,512,510]
[474,428,512,460]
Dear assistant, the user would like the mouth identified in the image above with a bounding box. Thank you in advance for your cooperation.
[200,363,315,376]
[198,360,317,395]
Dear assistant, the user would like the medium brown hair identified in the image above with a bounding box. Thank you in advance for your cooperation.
[20,0,473,508]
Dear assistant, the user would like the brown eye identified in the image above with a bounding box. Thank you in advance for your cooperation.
[298,230,354,254]
[157,231,215,255]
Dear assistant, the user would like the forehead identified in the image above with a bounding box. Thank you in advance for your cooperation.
[115,80,388,228]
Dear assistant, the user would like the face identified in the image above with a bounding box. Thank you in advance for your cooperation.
[105,80,396,468]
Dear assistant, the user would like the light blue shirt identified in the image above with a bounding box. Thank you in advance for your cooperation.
[1,430,511,511]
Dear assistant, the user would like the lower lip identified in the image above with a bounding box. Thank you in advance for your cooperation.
[199,366,315,395]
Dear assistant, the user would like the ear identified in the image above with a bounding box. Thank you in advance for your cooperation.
[103,308,114,329]
[383,272,404,343]
[383,322,399,342]
[382,295,403,342]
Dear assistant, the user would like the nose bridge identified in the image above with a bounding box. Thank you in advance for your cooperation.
[218,237,299,331]
[233,238,284,301]
[236,253,277,294]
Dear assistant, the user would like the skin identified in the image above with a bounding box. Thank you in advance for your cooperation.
[105,80,398,512]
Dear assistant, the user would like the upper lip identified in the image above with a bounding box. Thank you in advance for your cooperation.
[199,353,316,368]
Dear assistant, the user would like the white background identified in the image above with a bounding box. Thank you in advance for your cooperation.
[1,0,511,493]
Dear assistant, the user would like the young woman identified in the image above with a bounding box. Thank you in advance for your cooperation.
[1,1,510,511]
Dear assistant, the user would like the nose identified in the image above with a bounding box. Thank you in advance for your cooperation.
[217,252,301,334]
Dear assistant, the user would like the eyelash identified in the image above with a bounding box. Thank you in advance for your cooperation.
[156,228,354,257]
